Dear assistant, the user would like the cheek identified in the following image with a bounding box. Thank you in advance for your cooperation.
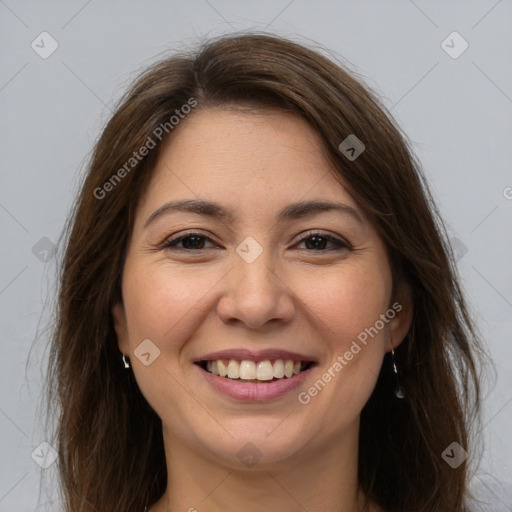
[294,274,390,432]
[297,263,391,348]
[121,263,212,425]
[122,262,216,345]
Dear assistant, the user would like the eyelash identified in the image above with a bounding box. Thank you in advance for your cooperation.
[161,230,351,253]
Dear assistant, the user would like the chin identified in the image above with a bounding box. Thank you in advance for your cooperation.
[188,416,320,470]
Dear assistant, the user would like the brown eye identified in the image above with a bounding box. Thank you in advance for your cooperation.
[162,233,217,251]
[296,232,350,251]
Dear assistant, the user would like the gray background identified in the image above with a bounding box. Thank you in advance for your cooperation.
[1,1,511,510]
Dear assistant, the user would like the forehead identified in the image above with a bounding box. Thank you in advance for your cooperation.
[137,107,360,222]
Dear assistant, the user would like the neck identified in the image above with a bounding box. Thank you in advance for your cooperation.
[150,420,379,512]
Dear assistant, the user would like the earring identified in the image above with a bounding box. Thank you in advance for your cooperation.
[390,348,405,399]
[122,354,130,369]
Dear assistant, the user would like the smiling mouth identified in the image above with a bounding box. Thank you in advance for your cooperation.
[196,359,315,382]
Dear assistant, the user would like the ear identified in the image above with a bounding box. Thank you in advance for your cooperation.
[112,301,129,355]
[385,282,413,353]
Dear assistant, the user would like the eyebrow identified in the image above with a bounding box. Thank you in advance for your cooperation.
[144,198,364,229]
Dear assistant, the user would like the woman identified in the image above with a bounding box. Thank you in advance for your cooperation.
[45,33,484,511]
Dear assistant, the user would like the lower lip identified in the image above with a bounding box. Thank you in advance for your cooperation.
[198,365,314,402]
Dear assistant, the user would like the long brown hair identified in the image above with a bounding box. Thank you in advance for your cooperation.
[43,32,484,511]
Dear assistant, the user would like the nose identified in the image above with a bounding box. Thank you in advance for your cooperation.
[216,248,296,330]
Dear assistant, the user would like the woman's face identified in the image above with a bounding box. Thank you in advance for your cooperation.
[113,107,411,469]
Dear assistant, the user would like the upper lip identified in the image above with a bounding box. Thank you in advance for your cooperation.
[194,348,317,363]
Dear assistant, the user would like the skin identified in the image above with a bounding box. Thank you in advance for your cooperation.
[113,107,412,512]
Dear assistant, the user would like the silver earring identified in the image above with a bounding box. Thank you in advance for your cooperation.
[390,348,405,399]
[122,354,130,369]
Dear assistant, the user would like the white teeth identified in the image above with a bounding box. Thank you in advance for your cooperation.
[239,360,256,380]
[256,360,274,381]
[204,358,309,381]
[284,360,294,378]
[227,359,239,379]
[218,360,228,377]
[273,359,285,378]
